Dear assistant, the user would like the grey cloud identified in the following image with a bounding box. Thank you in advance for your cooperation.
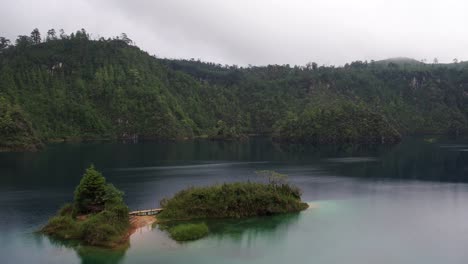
[1,0,468,66]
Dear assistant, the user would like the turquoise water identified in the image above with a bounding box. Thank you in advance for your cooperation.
[1,137,468,263]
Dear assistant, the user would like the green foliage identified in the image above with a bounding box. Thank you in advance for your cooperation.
[41,215,81,240]
[208,120,247,140]
[73,165,108,214]
[42,205,130,247]
[273,101,401,144]
[0,29,245,145]
[57,203,74,216]
[79,207,129,247]
[166,223,209,241]
[1,29,468,150]
[42,166,129,248]
[103,184,125,207]
[0,97,41,151]
[158,180,308,221]
[0,37,10,50]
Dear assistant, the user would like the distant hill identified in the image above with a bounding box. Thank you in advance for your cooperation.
[375,57,424,65]
[0,29,467,150]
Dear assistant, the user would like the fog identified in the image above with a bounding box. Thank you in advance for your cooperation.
[1,0,466,66]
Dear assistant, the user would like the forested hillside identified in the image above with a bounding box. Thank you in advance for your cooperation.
[0,29,467,150]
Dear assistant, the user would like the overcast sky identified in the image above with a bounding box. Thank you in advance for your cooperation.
[1,0,467,66]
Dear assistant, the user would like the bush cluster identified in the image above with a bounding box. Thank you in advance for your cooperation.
[42,166,129,247]
[166,223,209,241]
[158,180,308,221]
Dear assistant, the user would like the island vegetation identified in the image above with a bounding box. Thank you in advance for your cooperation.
[164,223,210,241]
[42,166,309,244]
[1,29,467,151]
[41,165,130,248]
[157,170,308,241]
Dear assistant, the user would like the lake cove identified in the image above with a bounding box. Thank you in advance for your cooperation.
[2,137,468,263]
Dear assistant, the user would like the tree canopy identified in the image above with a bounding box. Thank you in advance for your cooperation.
[73,165,124,214]
[73,165,107,214]
[1,28,467,151]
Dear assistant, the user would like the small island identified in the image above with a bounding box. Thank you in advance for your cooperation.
[157,170,309,241]
[41,165,131,248]
[42,167,308,246]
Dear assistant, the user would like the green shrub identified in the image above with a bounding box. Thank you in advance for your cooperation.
[106,204,130,222]
[81,220,119,246]
[41,215,81,239]
[57,203,74,216]
[158,180,308,221]
[168,223,209,241]
[78,205,129,247]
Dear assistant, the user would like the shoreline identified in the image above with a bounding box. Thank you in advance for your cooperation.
[2,133,432,153]
[127,215,158,237]
[45,204,317,250]
[127,202,317,234]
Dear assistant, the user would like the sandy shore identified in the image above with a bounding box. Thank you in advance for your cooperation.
[128,215,158,236]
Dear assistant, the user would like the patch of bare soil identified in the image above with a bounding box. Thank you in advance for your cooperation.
[128,215,157,236]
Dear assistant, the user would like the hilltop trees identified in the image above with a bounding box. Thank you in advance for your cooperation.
[46,29,57,41]
[120,33,132,45]
[15,35,33,48]
[0,28,467,151]
[0,37,10,50]
[273,102,401,144]
[30,28,41,44]
[59,29,67,39]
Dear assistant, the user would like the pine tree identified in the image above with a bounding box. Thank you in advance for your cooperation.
[73,165,107,214]
[30,28,41,44]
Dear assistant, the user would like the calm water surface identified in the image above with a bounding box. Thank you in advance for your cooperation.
[1,137,468,264]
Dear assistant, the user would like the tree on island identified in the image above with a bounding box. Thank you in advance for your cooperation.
[42,165,129,247]
[73,165,108,214]
[73,165,126,214]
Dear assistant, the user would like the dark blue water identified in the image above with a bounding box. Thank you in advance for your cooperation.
[1,137,468,263]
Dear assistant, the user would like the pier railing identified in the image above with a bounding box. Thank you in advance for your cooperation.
[128,208,163,216]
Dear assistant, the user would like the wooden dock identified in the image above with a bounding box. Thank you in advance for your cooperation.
[128,208,163,216]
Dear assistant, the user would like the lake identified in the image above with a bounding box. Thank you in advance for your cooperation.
[1,137,468,264]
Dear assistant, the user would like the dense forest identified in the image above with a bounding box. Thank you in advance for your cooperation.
[1,29,467,150]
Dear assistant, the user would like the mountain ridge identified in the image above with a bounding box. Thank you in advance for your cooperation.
[0,30,467,150]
